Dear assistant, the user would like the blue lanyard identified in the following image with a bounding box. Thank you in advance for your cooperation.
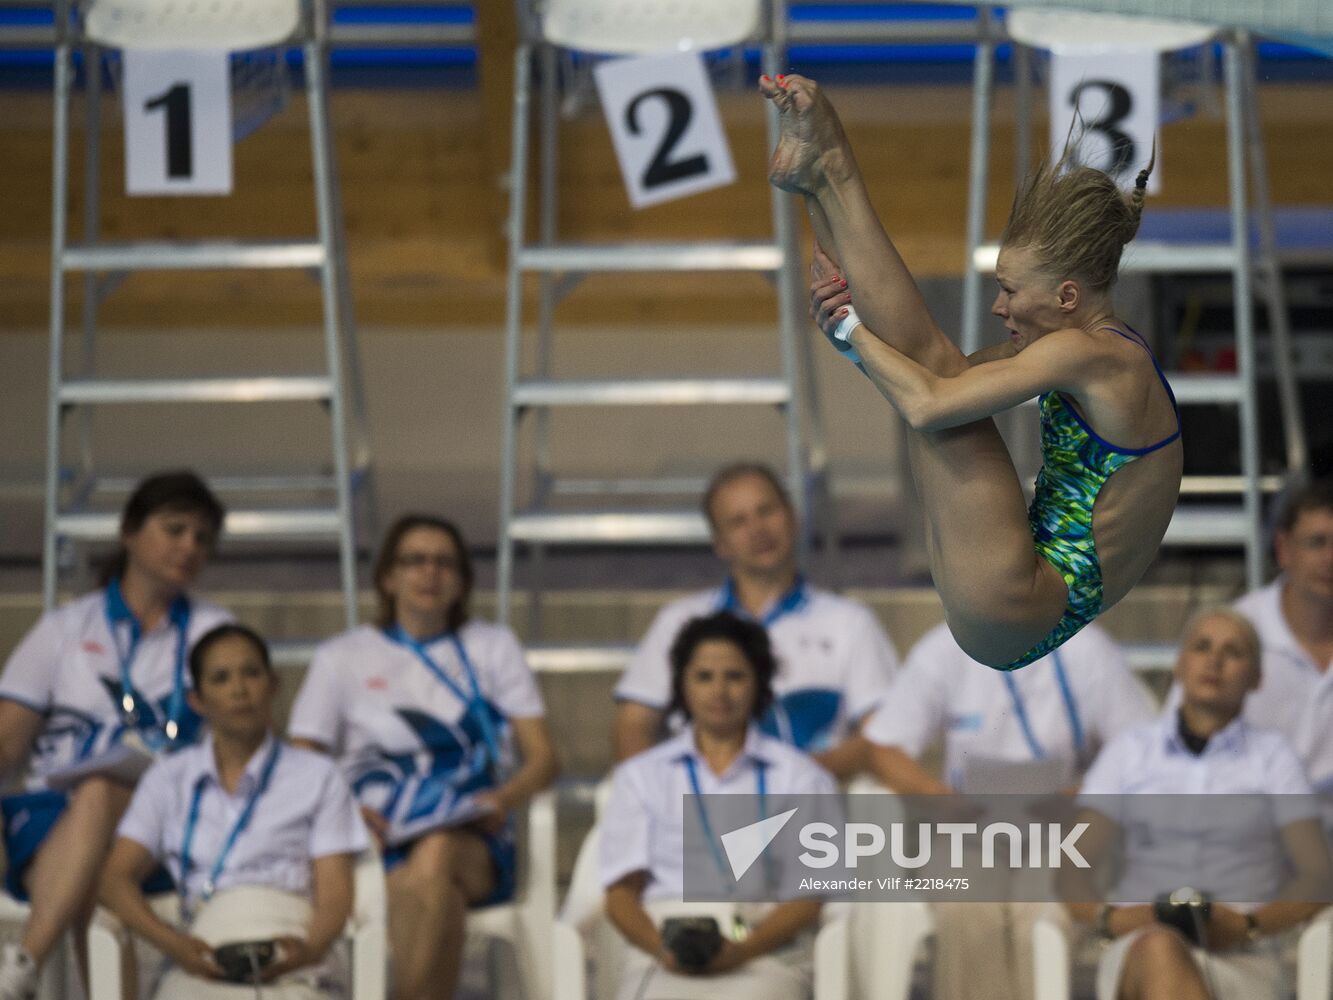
[384,626,504,773]
[1002,649,1085,760]
[716,576,808,628]
[683,752,768,887]
[179,740,282,920]
[104,580,191,744]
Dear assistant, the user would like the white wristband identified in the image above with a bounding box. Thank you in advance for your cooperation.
[828,306,863,364]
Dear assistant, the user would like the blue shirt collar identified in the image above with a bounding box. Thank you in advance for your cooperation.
[717,575,809,626]
[105,579,191,633]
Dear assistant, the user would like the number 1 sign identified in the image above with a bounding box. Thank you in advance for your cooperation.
[1049,49,1160,195]
[122,50,233,196]
[593,50,737,209]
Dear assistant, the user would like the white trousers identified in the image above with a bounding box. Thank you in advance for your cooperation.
[153,886,346,1000]
[1096,927,1284,1000]
[611,900,814,1000]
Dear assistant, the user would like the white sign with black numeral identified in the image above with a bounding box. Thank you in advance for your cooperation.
[593,50,736,209]
[122,49,232,196]
[1049,49,1160,194]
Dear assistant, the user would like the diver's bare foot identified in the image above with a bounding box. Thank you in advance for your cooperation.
[760,74,854,195]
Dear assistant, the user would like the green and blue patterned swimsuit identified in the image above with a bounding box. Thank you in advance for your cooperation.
[997,325,1180,671]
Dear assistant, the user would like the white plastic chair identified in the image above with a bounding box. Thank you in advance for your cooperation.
[0,892,70,1000]
[1032,905,1333,1000]
[1003,9,1216,54]
[86,848,388,1000]
[467,789,558,1000]
[540,0,761,55]
[82,0,299,51]
[847,899,933,1000]
[553,818,853,1000]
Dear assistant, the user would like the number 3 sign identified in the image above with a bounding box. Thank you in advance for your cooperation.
[122,49,233,196]
[594,50,737,209]
[1049,48,1160,195]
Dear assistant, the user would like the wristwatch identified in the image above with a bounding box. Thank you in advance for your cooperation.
[1097,904,1117,940]
[1244,912,1262,943]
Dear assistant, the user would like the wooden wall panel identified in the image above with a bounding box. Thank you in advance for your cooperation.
[0,82,1328,330]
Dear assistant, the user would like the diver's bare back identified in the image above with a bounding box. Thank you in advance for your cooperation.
[1066,324,1183,607]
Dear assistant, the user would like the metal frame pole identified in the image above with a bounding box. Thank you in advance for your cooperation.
[1239,36,1306,479]
[960,5,995,356]
[498,42,533,630]
[1223,35,1263,589]
[44,2,74,611]
[306,0,359,627]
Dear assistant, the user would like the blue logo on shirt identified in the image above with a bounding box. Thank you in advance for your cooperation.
[350,702,506,827]
[759,688,841,751]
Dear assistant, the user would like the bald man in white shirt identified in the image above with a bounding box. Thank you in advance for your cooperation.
[863,621,1155,1000]
[1065,608,1330,1000]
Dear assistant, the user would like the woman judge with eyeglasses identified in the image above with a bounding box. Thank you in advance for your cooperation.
[0,471,232,999]
[287,514,559,1000]
[601,611,837,1000]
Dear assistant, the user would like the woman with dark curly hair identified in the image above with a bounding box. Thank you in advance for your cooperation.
[600,611,836,1000]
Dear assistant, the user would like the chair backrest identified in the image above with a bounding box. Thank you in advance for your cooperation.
[1005,9,1216,53]
[82,0,300,51]
[540,0,762,55]
[560,818,606,932]
[351,847,387,931]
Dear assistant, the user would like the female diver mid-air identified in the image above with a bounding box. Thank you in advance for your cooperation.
[761,73,1182,671]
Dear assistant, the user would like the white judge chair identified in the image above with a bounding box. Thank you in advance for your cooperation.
[498,0,834,645]
[87,847,388,1000]
[1032,905,1333,1000]
[466,789,559,1000]
[45,0,367,630]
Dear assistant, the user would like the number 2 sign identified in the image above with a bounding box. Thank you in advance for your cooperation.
[594,51,737,209]
[1049,49,1160,194]
[122,50,233,196]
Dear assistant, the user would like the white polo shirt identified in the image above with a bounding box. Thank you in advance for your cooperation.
[863,622,1154,791]
[600,726,837,902]
[1078,713,1318,907]
[117,733,368,905]
[0,588,233,789]
[1233,580,1333,794]
[614,583,899,752]
[287,621,545,845]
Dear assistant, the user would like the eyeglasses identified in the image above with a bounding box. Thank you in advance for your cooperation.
[395,553,459,571]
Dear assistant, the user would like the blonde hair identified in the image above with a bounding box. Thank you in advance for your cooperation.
[1178,606,1263,676]
[1000,143,1154,293]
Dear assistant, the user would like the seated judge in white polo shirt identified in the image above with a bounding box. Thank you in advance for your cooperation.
[100,624,368,1000]
[288,514,559,1000]
[1063,609,1331,1000]
[614,463,900,778]
[862,622,1155,1000]
[602,611,837,1000]
[0,471,232,998]
[1230,478,1333,801]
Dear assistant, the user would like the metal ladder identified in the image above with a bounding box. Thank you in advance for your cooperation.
[496,1,829,637]
[960,18,1307,590]
[43,0,369,628]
